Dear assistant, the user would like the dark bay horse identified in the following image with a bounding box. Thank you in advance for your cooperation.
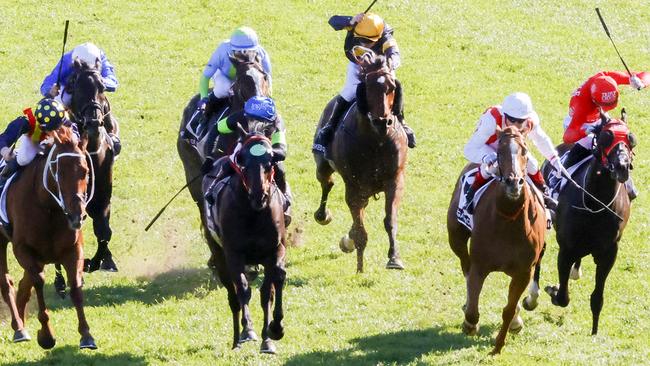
[313,52,408,273]
[447,126,546,354]
[544,111,634,335]
[202,131,286,353]
[0,127,96,349]
[177,51,270,279]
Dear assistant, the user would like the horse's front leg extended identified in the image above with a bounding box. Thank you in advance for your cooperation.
[63,254,96,349]
[24,266,55,350]
[343,191,368,273]
[523,242,546,311]
[384,175,405,270]
[491,270,530,355]
[591,246,617,335]
[545,246,573,307]
[314,159,335,225]
[226,254,257,345]
[259,260,286,354]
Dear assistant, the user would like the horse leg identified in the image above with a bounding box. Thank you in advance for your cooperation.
[463,265,486,336]
[384,176,405,270]
[23,266,56,349]
[491,271,531,355]
[269,263,286,342]
[570,258,582,280]
[54,264,67,299]
[62,256,96,349]
[590,247,617,335]
[545,246,573,307]
[314,159,335,225]
[226,254,257,345]
[523,242,546,311]
[0,240,30,342]
[343,192,369,273]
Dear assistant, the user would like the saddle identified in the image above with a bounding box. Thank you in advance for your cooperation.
[184,103,231,160]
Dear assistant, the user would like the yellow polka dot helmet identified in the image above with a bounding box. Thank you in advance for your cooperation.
[35,98,67,131]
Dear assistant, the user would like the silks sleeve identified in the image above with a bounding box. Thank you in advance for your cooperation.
[199,75,210,98]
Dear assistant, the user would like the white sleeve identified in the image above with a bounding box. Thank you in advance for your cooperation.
[528,113,558,160]
[464,112,498,164]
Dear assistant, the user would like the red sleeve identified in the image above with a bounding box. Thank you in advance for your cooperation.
[563,96,596,143]
[637,71,650,85]
[602,71,631,85]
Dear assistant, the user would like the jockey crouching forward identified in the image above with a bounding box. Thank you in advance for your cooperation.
[462,92,568,214]
[313,12,415,153]
[202,96,292,226]
[0,99,76,187]
[561,70,649,200]
[41,42,121,155]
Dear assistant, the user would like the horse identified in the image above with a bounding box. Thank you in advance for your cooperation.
[52,59,117,297]
[177,50,270,280]
[447,126,546,354]
[543,111,634,335]
[202,129,286,353]
[313,51,408,273]
[0,127,96,349]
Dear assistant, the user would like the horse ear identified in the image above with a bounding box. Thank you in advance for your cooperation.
[228,53,238,65]
[236,122,247,139]
[621,108,627,123]
[599,109,609,126]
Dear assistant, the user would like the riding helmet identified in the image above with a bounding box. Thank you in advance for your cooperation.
[35,98,67,131]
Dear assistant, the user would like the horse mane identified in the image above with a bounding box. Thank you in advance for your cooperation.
[43,126,80,148]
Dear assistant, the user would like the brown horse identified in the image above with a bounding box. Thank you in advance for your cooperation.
[313,51,408,273]
[543,111,633,335]
[202,131,286,353]
[447,126,546,354]
[177,51,270,279]
[0,127,96,349]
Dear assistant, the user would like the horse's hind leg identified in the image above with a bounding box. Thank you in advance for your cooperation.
[0,240,29,342]
[259,262,286,354]
[314,157,335,225]
[226,255,257,345]
[62,256,96,349]
[545,246,574,307]
[523,242,546,311]
[53,264,67,299]
[590,247,617,335]
[491,271,530,355]
[384,175,405,270]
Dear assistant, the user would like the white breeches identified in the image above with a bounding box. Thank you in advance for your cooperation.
[15,135,39,167]
[211,70,233,98]
[340,62,361,102]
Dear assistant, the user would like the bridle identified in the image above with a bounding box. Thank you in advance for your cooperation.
[229,134,275,195]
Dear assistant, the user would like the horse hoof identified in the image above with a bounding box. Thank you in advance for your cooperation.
[37,330,56,350]
[238,329,258,344]
[462,319,479,336]
[268,320,284,341]
[100,258,118,272]
[522,296,538,311]
[84,258,101,273]
[509,315,524,334]
[339,235,355,253]
[569,264,582,280]
[260,339,277,354]
[80,335,98,350]
[13,329,31,342]
[386,257,405,270]
[314,210,332,225]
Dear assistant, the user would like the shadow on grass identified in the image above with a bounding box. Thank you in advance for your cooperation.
[2,345,146,366]
[285,326,495,366]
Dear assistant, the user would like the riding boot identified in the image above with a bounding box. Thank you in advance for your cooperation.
[563,144,591,169]
[274,163,291,227]
[463,171,489,214]
[204,159,234,205]
[625,177,638,201]
[103,114,122,156]
[397,114,416,148]
[0,159,19,192]
[313,95,352,154]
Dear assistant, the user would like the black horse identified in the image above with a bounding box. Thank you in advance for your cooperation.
[543,110,634,335]
[54,60,117,297]
[177,50,270,280]
[202,130,286,353]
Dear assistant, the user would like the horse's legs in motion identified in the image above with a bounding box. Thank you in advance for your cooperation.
[384,177,405,269]
[54,263,66,299]
[491,270,531,355]
[226,254,257,345]
[590,247,618,335]
[86,202,116,272]
[259,262,286,354]
[209,245,240,349]
[62,255,97,349]
[545,246,574,307]
[463,265,486,336]
[523,242,546,311]
[0,240,30,342]
[344,191,369,273]
[570,258,583,280]
[314,159,335,225]
[17,262,55,349]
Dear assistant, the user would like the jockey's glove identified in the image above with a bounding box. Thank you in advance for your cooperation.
[630,74,645,90]
[197,97,209,111]
[550,155,569,178]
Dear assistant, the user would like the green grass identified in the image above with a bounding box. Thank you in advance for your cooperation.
[1,0,650,364]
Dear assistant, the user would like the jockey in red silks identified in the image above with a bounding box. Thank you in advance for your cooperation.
[561,71,649,199]
[462,92,567,212]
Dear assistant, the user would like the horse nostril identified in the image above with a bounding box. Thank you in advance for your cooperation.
[518,177,525,186]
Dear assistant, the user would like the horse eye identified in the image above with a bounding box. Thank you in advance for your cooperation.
[628,132,637,148]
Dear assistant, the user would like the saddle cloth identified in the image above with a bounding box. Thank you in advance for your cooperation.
[203,176,231,245]
[548,151,593,200]
[0,172,18,228]
[184,105,230,161]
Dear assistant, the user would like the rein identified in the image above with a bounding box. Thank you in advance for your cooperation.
[569,163,624,219]
[42,143,95,213]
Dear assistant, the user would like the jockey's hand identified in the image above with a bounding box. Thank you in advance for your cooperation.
[0,147,13,161]
[197,97,209,111]
[351,13,364,25]
[581,124,597,134]
[630,74,645,90]
[550,155,569,178]
[201,157,215,175]
[48,84,60,98]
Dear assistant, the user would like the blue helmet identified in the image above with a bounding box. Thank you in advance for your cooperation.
[244,96,276,122]
[35,98,67,131]
[230,26,259,51]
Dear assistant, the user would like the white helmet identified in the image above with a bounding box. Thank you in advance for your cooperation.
[72,42,101,68]
[502,92,534,120]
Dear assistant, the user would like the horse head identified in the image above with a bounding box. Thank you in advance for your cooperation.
[357,49,398,136]
[595,110,635,183]
[233,126,275,211]
[43,126,90,230]
[68,59,107,142]
[496,126,528,200]
[229,51,270,110]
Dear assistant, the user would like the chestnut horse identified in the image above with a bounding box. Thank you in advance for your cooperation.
[313,51,408,273]
[177,51,270,280]
[447,126,546,354]
[543,111,633,335]
[0,127,96,349]
[202,131,286,353]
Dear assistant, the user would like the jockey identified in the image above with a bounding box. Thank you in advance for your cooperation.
[41,42,121,155]
[202,96,291,225]
[462,92,568,213]
[0,99,75,187]
[561,71,649,197]
[192,27,272,133]
[313,12,415,153]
